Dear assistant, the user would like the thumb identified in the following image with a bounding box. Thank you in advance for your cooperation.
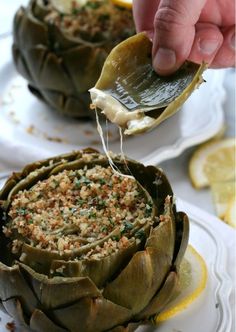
[152,0,207,75]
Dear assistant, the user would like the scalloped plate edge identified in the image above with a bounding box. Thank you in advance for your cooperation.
[177,198,234,332]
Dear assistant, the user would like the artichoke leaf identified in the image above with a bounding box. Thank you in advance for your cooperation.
[90,32,206,135]
[20,243,72,274]
[19,262,101,310]
[30,309,68,332]
[121,162,173,214]
[0,262,38,315]
[62,45,108,92]
[51,297,133,332]
[18,4,48,49]
[12,44,33,83]
[135,271,178,320]
[25,47,74,94]
[173,212,190,270]
[32,0,51,20]
[50,239,141,287]
[103,247,172,314]
[145,197,176,260]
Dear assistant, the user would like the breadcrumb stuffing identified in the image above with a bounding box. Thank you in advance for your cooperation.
[4,165,153,259]
[44,0,135,43]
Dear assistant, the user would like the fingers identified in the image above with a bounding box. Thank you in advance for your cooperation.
[133,0,159,34]
[187,24,235,68]
[152,0,207,75]
[187,23,224,66]
[211,26,235,68]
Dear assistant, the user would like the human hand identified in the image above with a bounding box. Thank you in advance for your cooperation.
[133,0,235,75]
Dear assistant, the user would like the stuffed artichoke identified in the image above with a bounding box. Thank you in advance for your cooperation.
[0,149,189,332]
[12,0,135,118]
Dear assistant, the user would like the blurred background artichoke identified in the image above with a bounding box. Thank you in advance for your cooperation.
[0,149,189,332]
[12,0,135,118]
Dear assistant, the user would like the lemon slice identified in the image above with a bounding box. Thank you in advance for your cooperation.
[111,0,132,9]
[156,245,207,322]
[189,138,236,189]
[51,0,87,13]
[224,198,236,228]
[210,180,235,219]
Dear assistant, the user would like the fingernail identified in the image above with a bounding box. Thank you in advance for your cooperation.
[199,39,219,54]
[230,33,235,50]
[153,48,176,71]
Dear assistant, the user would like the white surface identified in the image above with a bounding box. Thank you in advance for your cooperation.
[0,186,234,332]
[0,36,225,169]
[0,0,28,37]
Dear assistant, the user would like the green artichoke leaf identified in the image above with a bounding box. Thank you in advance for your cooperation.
[30,308,68,332]
[20,243,72,274]
[0,262,38,315]
[145,196,176,259]
[116,161,173,215]
[26,47,74,94]
[103,245,172,314]
[50,238,141,287]
[51,296,133,332]
[90,32,206,135]
[135,271,178,320]
[19,262,101,310]
[18,4,48,50]
[62,45,108,92]
[173,212,190,270]
[32,0,50,20]
[29,309,69,332]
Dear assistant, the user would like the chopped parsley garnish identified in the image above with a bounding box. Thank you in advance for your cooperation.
[85,1,101,9]
[99,178,106,185]
[121,221,133,234]
[135,229,146,240]
[17,208,28,216]
[75,176,91,188]
[112,235,120,242]
[145,203,153,217]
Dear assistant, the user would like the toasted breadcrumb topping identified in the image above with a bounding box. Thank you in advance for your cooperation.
[44,0,135,43]
[4,165,153,258]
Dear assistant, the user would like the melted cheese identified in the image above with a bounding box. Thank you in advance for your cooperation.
[95,109,134,179]
[90,88,156,135]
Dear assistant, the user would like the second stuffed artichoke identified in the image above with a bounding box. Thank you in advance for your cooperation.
[12,0,135,118]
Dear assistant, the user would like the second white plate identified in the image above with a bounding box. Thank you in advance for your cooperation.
[0,37,225,168]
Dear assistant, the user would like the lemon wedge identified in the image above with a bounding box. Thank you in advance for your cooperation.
[156,245,207,322]
[111,0,132,9]
[210,180,235,219]
[189,138,236,189]
[224,198,236,228]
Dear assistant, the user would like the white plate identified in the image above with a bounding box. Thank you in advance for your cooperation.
[0,36,226,168]
[0,174,234,332]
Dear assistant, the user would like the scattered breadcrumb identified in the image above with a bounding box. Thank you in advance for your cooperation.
[6,321,15,332]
